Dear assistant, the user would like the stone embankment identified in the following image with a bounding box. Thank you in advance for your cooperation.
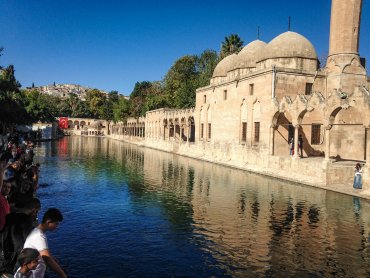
[107,134,370,200]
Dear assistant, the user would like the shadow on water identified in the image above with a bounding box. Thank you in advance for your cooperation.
[34,137,370,278]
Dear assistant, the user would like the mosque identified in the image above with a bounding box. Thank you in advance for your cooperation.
[106,0,370,193]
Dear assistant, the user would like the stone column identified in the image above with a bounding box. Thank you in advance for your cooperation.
[324,125,332,161]
[187,124,190,144]
[293,125,300,158]
[361,126,370,188]
[248,107,254,147]
[269,124,276,155]
[364,127,370,166]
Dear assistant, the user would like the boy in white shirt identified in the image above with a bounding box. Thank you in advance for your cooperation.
[23,208,67,278]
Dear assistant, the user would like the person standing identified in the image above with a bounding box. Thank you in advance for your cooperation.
[23,208,67,278]
[289,137,294,155]
[298,134,303,158]
[353,163,363,189]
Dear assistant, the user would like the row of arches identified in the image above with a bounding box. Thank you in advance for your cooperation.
[272,91,370,162]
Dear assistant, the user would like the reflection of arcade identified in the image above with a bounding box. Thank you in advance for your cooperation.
[81,130,105,136]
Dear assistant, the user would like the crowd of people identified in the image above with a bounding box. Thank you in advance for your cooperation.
[0,132,67,278]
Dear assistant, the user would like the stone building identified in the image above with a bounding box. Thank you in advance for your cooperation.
[109,0,370,193]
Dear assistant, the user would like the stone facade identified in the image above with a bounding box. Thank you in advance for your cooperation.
[61,117,109,136]
[107,0,370,196]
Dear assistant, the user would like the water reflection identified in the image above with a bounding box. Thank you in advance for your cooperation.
[35,137,370,277]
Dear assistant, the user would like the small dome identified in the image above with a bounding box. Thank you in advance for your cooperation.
[212,53,238,78]
[234,40,267,69]
[260,31,317,61]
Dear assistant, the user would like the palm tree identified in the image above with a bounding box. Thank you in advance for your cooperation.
[220,34,244,59]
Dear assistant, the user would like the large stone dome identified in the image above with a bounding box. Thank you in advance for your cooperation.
[260,31,317,61]
[212,53,238,78]
[234,40,267,69]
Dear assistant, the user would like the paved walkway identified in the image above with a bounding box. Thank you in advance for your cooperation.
[282,156,370,200]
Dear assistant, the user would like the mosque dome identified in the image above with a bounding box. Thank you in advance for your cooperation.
[260,31,317,61]
[234,40,267,69]
[212,53,238,78]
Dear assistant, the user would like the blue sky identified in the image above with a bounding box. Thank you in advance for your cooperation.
[1,0,369,96]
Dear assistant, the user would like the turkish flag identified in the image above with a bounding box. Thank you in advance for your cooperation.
[59,117,69,129]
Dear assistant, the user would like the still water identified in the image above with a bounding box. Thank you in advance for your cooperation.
[34,137,369,278]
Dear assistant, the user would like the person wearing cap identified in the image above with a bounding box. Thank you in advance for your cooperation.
[13,248,40,278]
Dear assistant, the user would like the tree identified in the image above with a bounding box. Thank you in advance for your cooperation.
[0,65,30,125]
[163,55,198,108]
[220,34,244,59]
[112,95,130,122]
[85,89,107,119]
[196,49,218,87]
[24,90,55,122]
[129,81,163,117]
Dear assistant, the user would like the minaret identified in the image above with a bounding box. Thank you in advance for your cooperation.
[329,0,362,57]
[326,0,366,93]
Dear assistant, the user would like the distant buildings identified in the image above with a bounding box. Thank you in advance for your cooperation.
[25,83,109,100]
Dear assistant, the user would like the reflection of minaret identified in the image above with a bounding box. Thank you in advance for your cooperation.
[326,0,366,92]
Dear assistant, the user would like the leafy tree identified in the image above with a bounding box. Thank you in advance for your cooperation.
[112,95,130,122]
[108,91,119,103]
[85,89,107,119]
[130,81,162,117]
[57,93,89,118]
[220,34,244,59]
[163,55,198,108]
[0,65,31,125]
[101,91,120,121]
[196,49,218,87]
[24,90,55,122]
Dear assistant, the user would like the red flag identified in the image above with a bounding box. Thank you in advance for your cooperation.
[59,117,69,129]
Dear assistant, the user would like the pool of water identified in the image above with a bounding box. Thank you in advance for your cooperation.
[34,137,370,277]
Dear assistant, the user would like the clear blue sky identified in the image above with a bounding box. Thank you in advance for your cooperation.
[1,0,369,96]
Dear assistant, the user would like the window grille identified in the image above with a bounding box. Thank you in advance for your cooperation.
[305,83,313,95]
[241,122,247,142]
[254,122,260,143]
[311,124,321,144]
[249,84,254,95]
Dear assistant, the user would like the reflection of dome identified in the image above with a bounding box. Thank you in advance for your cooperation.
[212,53,238,78]
[234,40,266,69]
[260,31,317,61]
